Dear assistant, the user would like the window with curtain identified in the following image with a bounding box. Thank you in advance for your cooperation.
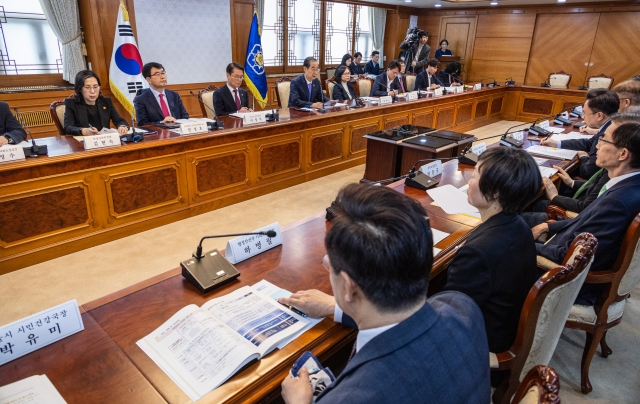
[324,2,353,65]
[262,0,284,66]
[287,0,321,65]
[355,6,373,63]
[0,0,62,75]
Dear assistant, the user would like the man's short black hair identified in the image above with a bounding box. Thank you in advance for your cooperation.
[142,62,164,79]
[426,58,441,68]
[631,75,640,82]
[325,184,433,312]
[610,113,640,169]
[585,88,619,116]
[354,52,362,59]
[477,148,541,214]
[419,30,429,39]
[226,62,244,75]
[397,59,406,66]
[387,60,400,71]
[303,56,318,68]
[371,50,379,57]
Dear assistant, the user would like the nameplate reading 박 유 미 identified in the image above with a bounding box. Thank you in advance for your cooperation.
[225,222,283,264]
[83,133,121,150]
[180,121,208,136]
[379,96,393,105]
[0,145,26,163]
[0,299,84,366]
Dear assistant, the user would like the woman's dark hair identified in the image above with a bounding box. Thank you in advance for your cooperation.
[439,39,449,48]
[334,65,350,83]
[476,148,541,214]
[74,70,103,102]
[341,54,352,66]
[444,61,461,75]
[326,184,433,312]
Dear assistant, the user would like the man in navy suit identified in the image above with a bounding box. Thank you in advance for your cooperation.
[541,89,619,178]
[534,113,640,305]
[415,58,444,91]
[370,60,401,97]
[288,57,329,108]
[351,52,365,75]
[364,51,381,75]
[213,62,251,116]
[134,62,189,125]
[0,101,27,146]
[279,184,490,404]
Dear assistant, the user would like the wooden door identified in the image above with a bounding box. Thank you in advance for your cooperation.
[586,12,640,86]
[438,16,477,81]
[524,13,600,87]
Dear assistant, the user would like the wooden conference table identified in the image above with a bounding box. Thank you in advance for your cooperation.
[0,117,580,402]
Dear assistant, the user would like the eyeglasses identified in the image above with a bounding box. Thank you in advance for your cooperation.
[151,71,167,77]
[598,137,617,146]
[230,74,244,80]
[307,68,320,72]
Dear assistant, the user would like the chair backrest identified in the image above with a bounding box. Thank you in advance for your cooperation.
[49,94,74,136]
[548,71,572,89]
[197,84,218,119]
[588,74,614,90]
[356,77,373,98]
[275,76,292,108]
[512,365,561,404]
[614,214,640,298]
[326,67,337,82]
[406,73,416,92]
[326,79,336,99]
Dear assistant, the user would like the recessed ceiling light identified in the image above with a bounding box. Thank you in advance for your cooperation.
[557,0,566,2]
[435,4,442,6]
[490,1,498,4]
[405,0,412,2]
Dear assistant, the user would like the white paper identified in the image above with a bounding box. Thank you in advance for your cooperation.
[433,247,442,256]
[546,127,565,134]
[427,184,481,216]
[526,145,578,160]
[360,97,379,102]
[539,166,558,178]
[332,102,348,107]
[550,132,593,142]
[432,229,450,245]
[176,118,215,123]
[0,375,66,404]
[533,157,548,166]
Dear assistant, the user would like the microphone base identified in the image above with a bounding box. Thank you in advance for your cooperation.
[569,111,581,118]
[181,248,240,293]
[500,137,524,148]
[265,112,279,122]
[541,83,551,87]
[506,81,516,86]
[528,126,552,137]
[578,85,589,90]
[121,133,144,143]
[404,171,439,191]
[23,145,48,157]
[459,152,479,166]
[207,121,224,130]
[554,116,572,126]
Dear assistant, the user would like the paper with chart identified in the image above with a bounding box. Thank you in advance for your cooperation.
[0,375,66,404]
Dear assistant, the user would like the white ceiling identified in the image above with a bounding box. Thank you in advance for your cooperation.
[363,0,622,9]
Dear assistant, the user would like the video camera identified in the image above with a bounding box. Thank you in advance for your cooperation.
[400,27,428,50]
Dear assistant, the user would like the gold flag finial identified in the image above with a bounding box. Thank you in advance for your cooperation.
[120,1,130,21]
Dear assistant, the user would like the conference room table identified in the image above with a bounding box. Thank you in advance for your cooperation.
[0,116,582,403]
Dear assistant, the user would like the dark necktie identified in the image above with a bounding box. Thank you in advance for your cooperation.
[233,89,241,111]
[158,94,170,118]
[308,82,312,102]
[347,341,357,362]
[398,76,405,92]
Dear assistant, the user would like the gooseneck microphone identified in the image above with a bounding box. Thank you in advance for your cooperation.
[189,91,224,129]
[194,230,277,260]
[14,107,48,156]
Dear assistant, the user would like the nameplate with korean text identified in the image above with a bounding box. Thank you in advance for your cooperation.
[471,142,487,155]
[406,92,418,101]
[539,120,550,129]
[420,160,443,177]
[0,145,26,163]
[83,133,121,150]
[180,121,208,135]
[434,88,444,97]
[242,112,267,125]
[0,300,84,366]
[511,131,524,141]
[473,83,482,90]
[225,222,283,264]
[379,96,393,105]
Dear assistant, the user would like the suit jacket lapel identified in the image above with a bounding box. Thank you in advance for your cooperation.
[147,90,164,118]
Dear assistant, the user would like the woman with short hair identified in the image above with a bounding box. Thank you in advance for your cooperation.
[332,65,357,100]
[435,39,453,58]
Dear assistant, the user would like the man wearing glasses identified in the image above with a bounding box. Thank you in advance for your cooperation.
[370,60,401,97]
[134,62,189,126]
[542,88,619,178]
[288,57,329,109]
[213,62,252,116]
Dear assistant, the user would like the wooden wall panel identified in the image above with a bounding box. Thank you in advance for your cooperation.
[258,140,302,178]
[349,122,375,155]
[456,102,473,125]
[439,16,477,76]
[475,14,536,38]
[472,37,532,62]
[522,98,554,115]
[524,13,600,86]
[106,167,180,215]
[310,131,343,164]
[436,107,455,128]
[383,113,410,129]
[469,60,527,85]
[475,99,489,119]
[412,110,434,128]
[418,15,441,58]
[490,96,503,115]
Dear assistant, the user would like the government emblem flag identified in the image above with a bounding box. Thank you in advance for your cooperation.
[244,10,268,108]
[109,1,147,116]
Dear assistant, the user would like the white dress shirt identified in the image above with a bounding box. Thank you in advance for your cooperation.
[341,82,353,99]
[557,119,610,148]
[602,171,640,194]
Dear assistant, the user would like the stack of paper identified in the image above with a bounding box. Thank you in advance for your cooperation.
[526,145,578,160]
[550,132,593,142]
[539,166,558,178]
[0,375,66,404]
[427,184,480,217]
[545,127,565,134]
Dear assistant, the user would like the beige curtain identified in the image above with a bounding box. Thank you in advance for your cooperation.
[369,7,386,52]
[257,0,265,32]
[39,0,85,83]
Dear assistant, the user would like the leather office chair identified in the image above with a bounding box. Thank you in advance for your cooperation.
[587,74,614,90]
[49,94,74,136]
[355,77,373,98]
[539,210,640,394]
[197,84,219,119]
[512,365,561,404]
[405,73,417,92]
[275,76,292,109]
[326,78,337,99]
[548,71,572,89]
[491,233,597,404]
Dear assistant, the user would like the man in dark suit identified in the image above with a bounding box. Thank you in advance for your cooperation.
[369,60,401,97]
[288,57,329,108]
[0,101,27,146]
[350,52,365,75]
[363,51,381,75]
[534,114,640,305]
[408,30,431,74]
[213,62,251,116]
[415,58,444,91]
[541,89,619,178]
[134,62,189,125]
[279,184,490,404]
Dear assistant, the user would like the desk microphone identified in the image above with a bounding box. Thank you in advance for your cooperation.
[181,230,277,293]
[189,91,224,129]
[13,108,48,156]
[481,78,499,88]
[245,93,280,121]
[405,156,460,190]
[540,80,551,88]
[461,71,495,88]
[505,77,516,86]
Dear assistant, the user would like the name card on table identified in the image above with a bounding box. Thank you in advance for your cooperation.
[180,120,208,136]
[242,112,267,125]
[225,222,283,264]
[406,91,418,101]
[420,160,443,177]
[454,86,464,94]
[473,83,482,90]
[0,300,84,366]
[0,145,26,163]
[511,131,524,141]
[434,88,444,97]
[83,133,121,150]
[471,142,487,155]
[379,96,393,105]
[538,120,550,129]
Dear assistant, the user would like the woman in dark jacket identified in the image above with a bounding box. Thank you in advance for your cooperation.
[437,61,463,87]
[64,70,128,136]
[340,53,354,75]
[331,65,357,100]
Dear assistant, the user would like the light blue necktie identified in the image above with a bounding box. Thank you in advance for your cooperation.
[308,82,312,102]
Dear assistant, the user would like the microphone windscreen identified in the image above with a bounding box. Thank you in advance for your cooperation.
[265,230,277,237]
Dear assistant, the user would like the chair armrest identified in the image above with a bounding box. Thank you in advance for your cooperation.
[546,205,570,220]
[492,350,516,371]
[584,271,616,284]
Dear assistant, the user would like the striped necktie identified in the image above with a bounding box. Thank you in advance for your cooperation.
[573,168,603,199]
